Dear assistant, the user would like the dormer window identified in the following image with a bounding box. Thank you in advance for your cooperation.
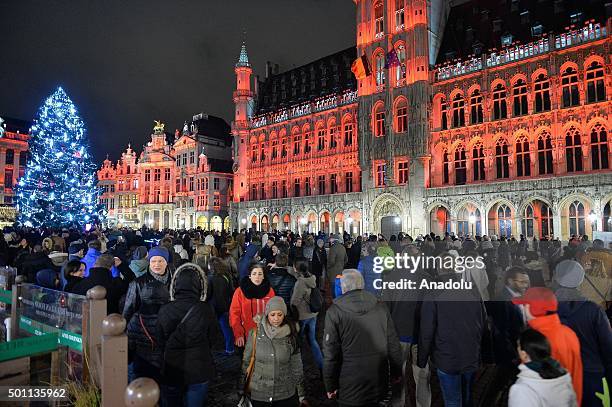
[501,33,513,47]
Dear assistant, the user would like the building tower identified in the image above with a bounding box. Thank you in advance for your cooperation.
[232,42,254,205]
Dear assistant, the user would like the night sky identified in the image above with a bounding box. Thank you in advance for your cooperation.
[1,1,355,164]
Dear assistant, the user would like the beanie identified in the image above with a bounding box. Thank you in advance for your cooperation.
[148,246,169,263]
[512,287,558,317]
[553,260,585,288]
[265,296,287,316]
[132,246,148,261]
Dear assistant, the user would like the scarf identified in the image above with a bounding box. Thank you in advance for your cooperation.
[150,269,169,284]
[262,317,292,339]
[240,276,271,299]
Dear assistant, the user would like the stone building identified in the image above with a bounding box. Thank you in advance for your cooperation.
[0,116,29,226]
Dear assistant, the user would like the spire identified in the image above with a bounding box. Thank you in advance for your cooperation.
[236,40,250,68]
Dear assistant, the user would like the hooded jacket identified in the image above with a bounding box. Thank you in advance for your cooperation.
[267,267,297,308]
[323,289,402,406]
[71,266,128,314]
[156,263,219,385]
[82,248,119,278]
[229,277,275,341]
[326,241,348,282]
[509,364,578,407]
[238,243,261,280]
[290,274,318,321]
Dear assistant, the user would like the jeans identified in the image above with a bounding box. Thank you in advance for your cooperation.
[392,342,431,407]
[299,317,323,369]
[161,381,209,407]
[218,312,235,353]
[436,369,475,407]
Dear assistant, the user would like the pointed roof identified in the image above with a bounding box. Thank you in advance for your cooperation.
[236,42,250,68]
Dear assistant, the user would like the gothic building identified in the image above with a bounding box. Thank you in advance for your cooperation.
[231,0,611,240]
[0,116,29,226]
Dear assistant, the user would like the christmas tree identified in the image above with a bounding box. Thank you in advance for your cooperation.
[16,87,101,227]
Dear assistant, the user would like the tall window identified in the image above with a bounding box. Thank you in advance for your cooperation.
[375,52,385,86]
[251,144,257,162]
[472,143,485,181]
[304,177,311,196]
[451,93,465,127]
[271,140,278,159]
[441,97,449,130]
[395,0,404,29]
[454,146,467,185]
[397,160,409,184]
[281,137,288,158]
[304,131,312,153]
[586,61,606,103]
[496,139,510,179]
[293,179,300,197]
[561,66,580,107]
[512,79,528,116]
[330,174,338,193]
[470,90,483,124]
[345,172,353,192]
[537,132,554,175]
[317,127,326,150]
[541,203,553,237]
[318,175,326,195]
[590,124,609,170]
[154,169,161,181]
[603,202,611,232]
[281,180,287,198]
[5,149,14,165]
[492,83,508,120]
[395,44,406,84]
[257,181,262,199]
[329,125,337,149]
[569,201,585,236]
[375,162,386,187]
[565,126,583,172]
[374,104,386,137]
[523,204,535,237]
[442,149,450,184]
[344,122,354,146]
[250,184,257,200]
[533,73,551,113]
[293,134,301,156]
[4,169,13,189]
[516,136,531,177]
[498,204,512,237]
[271,181,278,199]
[260,143,266,161]
[374,1,384,38]
[395,98,408,133]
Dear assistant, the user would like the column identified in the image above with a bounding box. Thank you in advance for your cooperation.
[553,210,563,240]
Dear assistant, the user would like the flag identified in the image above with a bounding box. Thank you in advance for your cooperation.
[385,49,400,69]
[351,54,371,79]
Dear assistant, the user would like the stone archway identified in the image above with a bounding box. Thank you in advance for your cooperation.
[371,193,405,236]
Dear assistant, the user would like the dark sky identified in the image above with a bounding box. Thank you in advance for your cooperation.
[1,0,356,164]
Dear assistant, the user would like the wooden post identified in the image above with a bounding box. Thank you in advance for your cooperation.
[86,286,107,386]
[101,314,128,407]
[9,275,25,340]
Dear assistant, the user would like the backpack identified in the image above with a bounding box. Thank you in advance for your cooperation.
[308,286,324,313]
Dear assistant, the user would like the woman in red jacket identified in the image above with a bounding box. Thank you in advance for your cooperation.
[229,263,275,347]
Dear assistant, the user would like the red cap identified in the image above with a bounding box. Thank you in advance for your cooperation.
[511,287,558,317]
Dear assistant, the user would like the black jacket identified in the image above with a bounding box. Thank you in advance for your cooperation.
[19,252,55,283]
[311,248,327,277]
[70,267,128,314]
[208,272,234,316]
[487,286,525,365]
[157,265,220,386]
[323,289,402,406]
[267,267,296,308]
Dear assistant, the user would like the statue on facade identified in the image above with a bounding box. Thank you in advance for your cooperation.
[153,120,165,134]
[0,117,5,138]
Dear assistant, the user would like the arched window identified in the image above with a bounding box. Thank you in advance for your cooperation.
[271,139,278,160]
[280,136,288,158]
[586,61,606,103]
[395,98,408,133]
[537,131,554,175]
[373,103,386,137]
[523,204,535,237]
[457,207,469,237]
[604,201,611,232]
[442,149,450,184]
[451,93,465,128]
[395,43,406,85]
[513,79,528,116]
[495,139,510,179]
[498,204,512,237]
[441,97,449,130]
[561,66,580,107]
[317,125,326,151]
[470,89,483,124]
[329,121,338,149]
[260,142,266,161]
[303,129,312,153]
[395,0,405,30]
[541,203,553,237]
[454,145,467,185]
[516,136,531,177]
[375,52,385,86]
[472,143,485,181]
[492,83,508,120]
[534,73,551,113]
[251,143,257,163]
[343,120,354,146]
[374,1,384,38]
[590,124,609,170]
[292,132,301,156]
[568,201,585,236]
[565,126,583,172]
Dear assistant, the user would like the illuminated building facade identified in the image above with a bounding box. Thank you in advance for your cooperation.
[0,116,29,226]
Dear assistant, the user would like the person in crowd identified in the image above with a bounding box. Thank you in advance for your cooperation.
[172,240,189,262]
[522,251,547,287]
[310,238,327,289]
[323,269,402,407]
[290,260,323,371]
[267,253,297,308]
[509,329,578,407]
[123,246,172,382]
[36,268,59,289]
[82,239,119,278]
[48,244,68,269]
[580,239,612,309]
[229,262,275,350]
[160,236,180,269]
[554,259,612,407]
[240,296,305,406]
[19,244,55,283]
[357,242,380,297]
[63,260,86,293]
[219,245,238,281]
[204,234,219,257]
[302,235,315,262]
[157,263,219,407]
[512,287,583,405]
[462,249,489,300]
[288,237,303,266]
[129,246,149,278]
[193,244,212,274]
[260,236,276,266]
[344,239,359,269]
[208,257,236,355]
[238,235,262,280]
[326,234,347,299]
[224,235,241,262]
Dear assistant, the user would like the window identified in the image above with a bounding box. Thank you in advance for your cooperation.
[260,182,266,200]
[250,184,257,200]
[586,61,605,103]
[603,202,611,232]
[182,154,187,166]
[176,178,181,192]
[451,93,465,127]
[498,204,512,237]
[154,169,161,181]
[318,175,326,195]
[281,137,288,158]
[189,177,194,191]
[281,180,287,198]
[561,67,580,107]
[442,150,450,184]
[441,98,449,130]
[164,168,170,180]
[214,178,220,190]
[472,143,485,181]
[330,174,338,193]
[329,125,337,149]
[375,52,385,86]
[533,73,551,113]
[271,181,278,199]
[19,152,27,166]
[4,169,13,188]
[454,146,467,185]
[304,177,311,196]
[374,1,384,37]
[109,198,114,209]
[496,139,510,179]
[345,172,353,192]
[375,162,386,187]
[541,203,553,237]
[492,84,508,120]
[569,201,585,236]
[260,143,266,161]
[251,144,257,162]
[271,140,278,159]
[395,44,406,84]
[523,205,535,237]
[512,79,528,116]
[317,127,325,151]
[395,98,408,133]
[213,194,220,208]
[293,179,300,197]
[374,104,385,137]
[565,126,583,172]
[5,149,14,165]
[516,136,531,177]
[189,151,195,164]
[470,90,483,124]
[395,0,404,29]
[344,122,354,146]
[293,134,301,155]
[397,160,409,184]
[304,131,311,153]
[537,132,554,175]
[591,124,609,170]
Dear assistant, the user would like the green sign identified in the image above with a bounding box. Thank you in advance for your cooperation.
[0,333,58,362]
[0,288,10,304]
[19,316,83,351]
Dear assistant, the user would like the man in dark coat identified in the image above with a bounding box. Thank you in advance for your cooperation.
[323,269,402,406]
[267,253,296,309]
[19,244,55,283]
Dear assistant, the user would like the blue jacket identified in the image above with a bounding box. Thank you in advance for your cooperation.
[357,255,380,296]
[82,248,119,278]
[238,244,260,280]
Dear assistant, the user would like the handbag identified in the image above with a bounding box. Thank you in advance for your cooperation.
[237,328,258,407]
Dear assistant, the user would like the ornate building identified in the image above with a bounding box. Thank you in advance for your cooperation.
[97,116,233,230]
[0,116,29,226]
[231,0,611,241]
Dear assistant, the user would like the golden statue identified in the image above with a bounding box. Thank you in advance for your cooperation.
[153,120,165,134]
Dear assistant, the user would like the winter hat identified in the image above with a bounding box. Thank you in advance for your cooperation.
[204,235,215,246]
[148,246,169,263]
[265,296,288,316]
[68,244,83,255]
[132,246,148,261]
[553,260,585,288]
[512,287,558,317]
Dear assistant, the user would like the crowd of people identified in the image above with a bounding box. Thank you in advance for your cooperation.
[0,225,610,407]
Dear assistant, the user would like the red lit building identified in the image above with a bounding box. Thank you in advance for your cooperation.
[0,116,29,226]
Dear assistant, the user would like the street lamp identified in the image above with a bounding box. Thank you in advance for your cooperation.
[241,218,247,225]
[394,216,401,225]
[300,218,308,225]
[468,213,476,237]
[588,210,597,232]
